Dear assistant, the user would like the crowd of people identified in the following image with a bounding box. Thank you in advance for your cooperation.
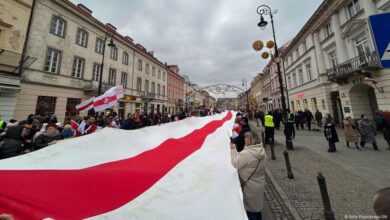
[0,109,223,160]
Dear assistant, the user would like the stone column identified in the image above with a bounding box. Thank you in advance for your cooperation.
[331,12,349,63]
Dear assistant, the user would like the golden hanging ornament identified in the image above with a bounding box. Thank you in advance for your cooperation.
[261,51,270,59]
[266,40,275,49]
[252,40,264,51]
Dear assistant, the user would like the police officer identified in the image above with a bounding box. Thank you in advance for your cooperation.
[0,115,7,133]
[287,109,295,139]
[264,111,275,145]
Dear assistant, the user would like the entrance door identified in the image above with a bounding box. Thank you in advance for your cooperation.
[330,91,343,125]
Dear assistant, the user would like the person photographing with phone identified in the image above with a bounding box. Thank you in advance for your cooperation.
[230,131,267,220]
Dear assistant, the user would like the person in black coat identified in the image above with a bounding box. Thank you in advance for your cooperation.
[121,113,134,130]
[0,125,30,159]
[33,124,63,150]
[324,114,339,152]
[273,110,281,130]
[298,110,305,130]
[304,108,314,130]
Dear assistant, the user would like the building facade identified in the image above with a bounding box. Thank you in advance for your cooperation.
[282,0,390,124]
[14,0,169,122]
[0,0,34,121]
[167,65,185,114]
[250,74,263,111]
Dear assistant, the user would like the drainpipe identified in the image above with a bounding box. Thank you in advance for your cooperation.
[19,0,36,76]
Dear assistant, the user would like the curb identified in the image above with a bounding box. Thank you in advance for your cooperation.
[266,168,303,220]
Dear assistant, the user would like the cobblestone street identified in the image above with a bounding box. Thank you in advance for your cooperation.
[250,121,390,219]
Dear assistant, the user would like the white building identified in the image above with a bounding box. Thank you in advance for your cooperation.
[283,0,390,124]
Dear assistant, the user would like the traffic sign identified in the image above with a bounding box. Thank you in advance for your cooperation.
[368,12,390,68]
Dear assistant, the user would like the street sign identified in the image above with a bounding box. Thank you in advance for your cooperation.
[368,12,390,68]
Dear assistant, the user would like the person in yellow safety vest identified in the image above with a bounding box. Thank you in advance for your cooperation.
[0,115,7,133]
[264,111,275,145]
[287,109,295,139]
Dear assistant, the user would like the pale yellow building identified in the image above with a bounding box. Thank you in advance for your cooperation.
[0,0,34,121]
[14,0,168,122]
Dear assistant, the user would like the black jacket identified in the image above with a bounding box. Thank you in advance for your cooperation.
[33,133,62,150]
[0,126,25,159]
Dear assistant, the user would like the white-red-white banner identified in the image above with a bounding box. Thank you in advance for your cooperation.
[0,112,247,220]
[76,96,95,112]
[76,85,124,112]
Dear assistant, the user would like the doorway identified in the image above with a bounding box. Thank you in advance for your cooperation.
[330,91,343,125]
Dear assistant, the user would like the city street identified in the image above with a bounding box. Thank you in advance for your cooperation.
[251,121,390,219]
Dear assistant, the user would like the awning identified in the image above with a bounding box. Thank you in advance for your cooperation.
[0,84,20,93]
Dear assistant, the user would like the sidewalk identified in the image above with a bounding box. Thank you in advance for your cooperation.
[250,121,388,219]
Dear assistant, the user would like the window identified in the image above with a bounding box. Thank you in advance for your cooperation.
[144,80,149,92]
[151,82,156,93]
[95,38,104,54]
[35,96,57,117]
[110,47,118,60]
[157,84,161,95]
[291,101,295,112]
[121,72,128,88]
[306,63,312,81]
[162,85,165,96]
[287,76,292,89]
[137,77,142,91]
[50,16,66,37]
[76,28,88,47]
[72,56,84,78]
[292,72,297,87]
[158,70,161,79]
[44,48,61,73]
[302,40,307,52]
[298,69,304,85]
[152,66,156,76]
[355,35,370,56]
[92,63,101,82]
[108,68,116,85]
[66,98,81,117]
[322,99,326,110]
[324,22,332,38]
[138,59,143,71]
[145,63,150,74]
[296,49,300,58]
[163,72,166,81]
[311,98,318,112]
[329,51,338,68]
[122,52,129,65]
[347,0,360,18]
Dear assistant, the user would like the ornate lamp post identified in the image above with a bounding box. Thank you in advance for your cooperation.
[254,5,293,150]
[98,31,116,95]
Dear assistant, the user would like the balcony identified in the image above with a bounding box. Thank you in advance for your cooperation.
[141,91,155,99]
[83,81,111,93]
[327,52,380,82]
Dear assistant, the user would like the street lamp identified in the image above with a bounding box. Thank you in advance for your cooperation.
[242,79,249,112]
[98,31,116,95]
[255,5,293,150]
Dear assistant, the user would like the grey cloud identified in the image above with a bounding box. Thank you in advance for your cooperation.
[74,0,322,92]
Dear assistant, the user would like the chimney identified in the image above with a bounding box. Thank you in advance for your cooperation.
[77,4,93,15]
[106,23,117,31]
[125,36,133,43]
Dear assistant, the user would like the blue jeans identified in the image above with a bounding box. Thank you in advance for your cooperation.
[246,211,262,220]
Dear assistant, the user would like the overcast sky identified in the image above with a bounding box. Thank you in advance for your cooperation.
[73,0,322,91]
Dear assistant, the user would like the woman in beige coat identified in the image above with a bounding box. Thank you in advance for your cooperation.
[343,116,361,150]
[230,131,267,220]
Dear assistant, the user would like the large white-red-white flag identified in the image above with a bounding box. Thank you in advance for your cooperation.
[93,85,124,112]
[0,112,247,220]
[76,96,95,112]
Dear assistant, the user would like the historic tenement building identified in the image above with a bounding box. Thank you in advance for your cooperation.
[167,65,185,114]
[13,0,171,122]
[282,0,390,124]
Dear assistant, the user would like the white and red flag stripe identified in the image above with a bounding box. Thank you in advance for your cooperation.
[0,112,247,220]
[76,96,95,112]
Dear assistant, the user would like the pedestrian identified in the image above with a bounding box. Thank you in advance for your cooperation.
[358,114,379,150]
[304,108,313,130]
[78,116,97,135]
[373,187,390,218]
[264,111,275,145]
[374,110,384,131]
[294,111,300,130]
[298,110,305,130]
[324,113,338,152]
[343,116,361,150]
[33,124,62,150]
[62,124,74,139]
[315,109,323,129]
[0,125,30,159]
[273,110,281,130]
[254,110,260,127]
[230,131,266,220]
[121,113,135,130]
[287,109,295,139]
[382,111,390,150]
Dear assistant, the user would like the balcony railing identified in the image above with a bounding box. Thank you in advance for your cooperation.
[141,91,155,99]
[327,52,380,81]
